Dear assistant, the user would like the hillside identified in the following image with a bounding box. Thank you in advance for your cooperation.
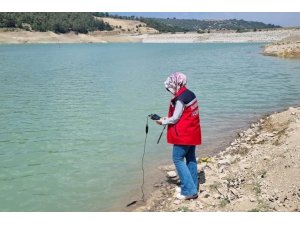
[0,13,282,35]
[98,13,281,33]
[96,17,158,34]
[151,18,281,32]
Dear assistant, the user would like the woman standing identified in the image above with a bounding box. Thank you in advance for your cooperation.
[156,72,202,200]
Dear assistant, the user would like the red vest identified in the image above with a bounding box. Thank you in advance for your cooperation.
[167,86,202,146]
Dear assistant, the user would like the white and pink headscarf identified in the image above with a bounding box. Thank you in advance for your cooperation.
[164,72,187,95]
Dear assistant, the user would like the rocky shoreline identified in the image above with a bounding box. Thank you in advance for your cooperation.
[1,28,300,44]
[263,35,300,58]
[141,29,300,43]
[135,106,300,212]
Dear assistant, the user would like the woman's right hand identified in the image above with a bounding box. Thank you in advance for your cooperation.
[156,117,167,125]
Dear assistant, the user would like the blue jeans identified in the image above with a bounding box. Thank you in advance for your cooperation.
[172,145,198,196]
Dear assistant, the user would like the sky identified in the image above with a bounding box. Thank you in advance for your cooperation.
[111,12,300,27]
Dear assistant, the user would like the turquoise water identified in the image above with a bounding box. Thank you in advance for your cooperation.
[0,43,300,211]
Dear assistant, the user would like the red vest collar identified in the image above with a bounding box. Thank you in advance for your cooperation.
[174,86,187,98]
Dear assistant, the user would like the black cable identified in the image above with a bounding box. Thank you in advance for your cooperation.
[127,115,164,207]
[141,116,149,202]
[157,125,166,144]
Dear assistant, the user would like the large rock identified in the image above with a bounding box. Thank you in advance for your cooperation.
[167,171,177,178]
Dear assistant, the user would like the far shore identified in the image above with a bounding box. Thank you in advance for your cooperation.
[1,28,300,44]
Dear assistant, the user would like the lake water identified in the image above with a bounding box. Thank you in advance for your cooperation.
[0,43,300,211]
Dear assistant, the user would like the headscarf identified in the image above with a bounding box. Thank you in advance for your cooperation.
[164,72,187,95]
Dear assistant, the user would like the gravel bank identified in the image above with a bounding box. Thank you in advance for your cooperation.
[135,106,300,212]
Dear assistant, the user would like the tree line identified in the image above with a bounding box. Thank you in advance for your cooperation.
[0,12,113,34]
[153,18,281,31]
